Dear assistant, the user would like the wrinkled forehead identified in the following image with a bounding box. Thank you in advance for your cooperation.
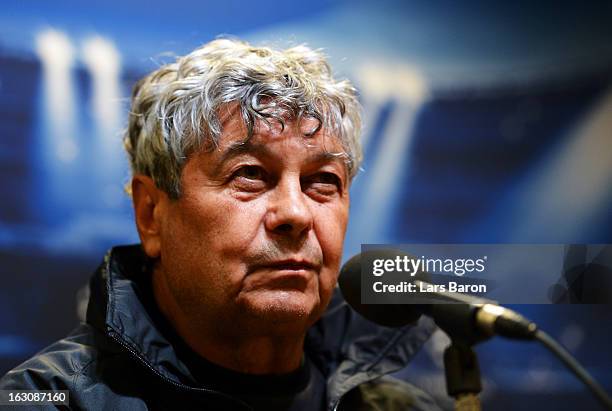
[215,103,348,165]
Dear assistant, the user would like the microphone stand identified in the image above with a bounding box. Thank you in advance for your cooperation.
[427,302,489,411]
[444,340,482,411]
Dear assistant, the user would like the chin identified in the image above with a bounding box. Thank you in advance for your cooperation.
[239,290,321,331]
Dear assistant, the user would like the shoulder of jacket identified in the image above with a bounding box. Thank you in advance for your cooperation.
[0,323,107,391]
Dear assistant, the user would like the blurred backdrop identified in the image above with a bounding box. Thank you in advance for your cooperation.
[1,0,611,409]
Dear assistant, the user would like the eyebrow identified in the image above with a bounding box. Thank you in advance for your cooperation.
[217,140,268,164]
[215,139,345,172]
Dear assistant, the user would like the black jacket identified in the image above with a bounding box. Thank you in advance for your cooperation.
[0,245,440,410]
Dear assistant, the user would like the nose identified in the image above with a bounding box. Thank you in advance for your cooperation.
[264,174,313,238]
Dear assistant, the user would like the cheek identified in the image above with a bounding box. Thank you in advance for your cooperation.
[177,193,264,250]
[164,193,270,295]
[318,199,349,250]
[160,196,267,307]
[314,201,349,287]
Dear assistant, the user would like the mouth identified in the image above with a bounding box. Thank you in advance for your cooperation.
[262,260,317,272]
[246,259,319,291]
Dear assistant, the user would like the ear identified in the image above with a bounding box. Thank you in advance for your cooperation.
[131,175,167,259]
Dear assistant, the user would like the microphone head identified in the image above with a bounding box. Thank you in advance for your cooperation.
[338,249,427,327]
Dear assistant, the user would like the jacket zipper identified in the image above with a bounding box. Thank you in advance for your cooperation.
[108,330,253,410]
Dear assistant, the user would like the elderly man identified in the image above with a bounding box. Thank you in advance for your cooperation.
[0,39,438,410]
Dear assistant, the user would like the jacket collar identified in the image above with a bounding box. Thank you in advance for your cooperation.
[87,244,197,385]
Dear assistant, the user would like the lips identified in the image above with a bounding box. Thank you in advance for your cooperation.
[246,259,317,291]
[263,260,317,271]
[248,258,320,278]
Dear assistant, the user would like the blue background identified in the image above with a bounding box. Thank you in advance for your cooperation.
[1,1,611,409]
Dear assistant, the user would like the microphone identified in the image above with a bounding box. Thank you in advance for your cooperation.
[338,249,538,342]
[339,249,612,409]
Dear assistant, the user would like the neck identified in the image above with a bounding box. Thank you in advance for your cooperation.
[187,335,305,375]
[151,267,305,375]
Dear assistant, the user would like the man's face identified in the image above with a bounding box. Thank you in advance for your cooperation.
[155,111,350,337]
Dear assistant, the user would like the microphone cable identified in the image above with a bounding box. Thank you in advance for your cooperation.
[535,329,612,410]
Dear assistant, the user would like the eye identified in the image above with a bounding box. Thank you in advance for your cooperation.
[231,165,268,191]
[234,165,265,181]
[303,172,342,197]
[315,173,341,186]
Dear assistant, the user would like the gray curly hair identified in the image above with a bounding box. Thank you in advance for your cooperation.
[124,38,363,199]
